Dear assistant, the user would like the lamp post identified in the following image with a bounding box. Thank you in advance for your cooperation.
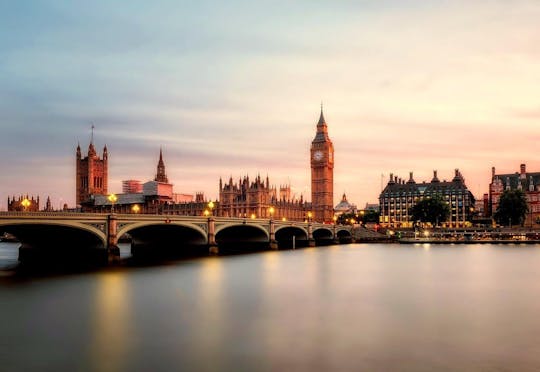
[268,206,277,250]
[132,204,140,214]
[108,194,117,213]
[307,211,313,223]
[208,201,215,216]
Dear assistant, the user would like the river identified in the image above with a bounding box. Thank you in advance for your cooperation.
[2,242,540,371]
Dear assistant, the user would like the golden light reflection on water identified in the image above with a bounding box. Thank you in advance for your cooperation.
[89,271,132,372]
[192,257,225,368]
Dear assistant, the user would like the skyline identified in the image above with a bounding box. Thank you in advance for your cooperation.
[2,1,540,210]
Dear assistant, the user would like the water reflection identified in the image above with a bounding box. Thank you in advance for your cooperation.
[88,271,132,372]
[3,244,540,371]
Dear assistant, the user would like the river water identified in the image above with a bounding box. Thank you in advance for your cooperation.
[2,242,540,371]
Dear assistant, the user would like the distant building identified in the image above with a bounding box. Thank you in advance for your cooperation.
[81,149,209,216]
[489,164,540,226]
[7,195,40,212]
[122,180,142,194]
[218,175,308,221]
[364,203,379,213]
[379,169,475,228]
[310,106,334,222]
[76,133,108,206]
[334,193,357,216]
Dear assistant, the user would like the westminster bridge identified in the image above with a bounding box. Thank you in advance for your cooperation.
[0,212,358,265]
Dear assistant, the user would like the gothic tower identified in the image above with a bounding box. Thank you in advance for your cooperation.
[155,148,169,183]
[76,128,108,205]
[310,105,334,222]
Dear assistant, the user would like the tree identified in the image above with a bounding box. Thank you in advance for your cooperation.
[410,195,450,226]
[494,189,528,227]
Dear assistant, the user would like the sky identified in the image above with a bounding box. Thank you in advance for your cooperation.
[1,0,540,210]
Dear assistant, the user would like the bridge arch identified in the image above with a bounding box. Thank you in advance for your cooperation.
[0,220,108,266]
[118,221,208,259]
[215,223,270,253]
[275,225,309,248]
[336,228,353,243]
[0,220,107,247]
[117,221,207,244]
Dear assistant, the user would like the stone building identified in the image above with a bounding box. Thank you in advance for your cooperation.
[379,169,475,228]
[334,193,357,216]
[489,164,540,227]
[76,133,108,206]
[217,175,308,221]
[310,106,334,222]
[7,195,40,212]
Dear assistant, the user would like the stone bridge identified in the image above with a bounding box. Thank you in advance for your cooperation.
[0,212,355,265]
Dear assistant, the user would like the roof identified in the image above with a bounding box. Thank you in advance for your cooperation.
[92,193,145,206]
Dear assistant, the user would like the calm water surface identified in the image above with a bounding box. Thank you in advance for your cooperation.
[2,242,540,371]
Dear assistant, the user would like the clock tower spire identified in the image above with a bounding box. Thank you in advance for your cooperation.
[310,105,334,222]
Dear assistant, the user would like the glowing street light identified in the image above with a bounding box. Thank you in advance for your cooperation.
[250,213,256,219]
[208,201,215,216]
[307,211,313,222]
[132,204,140,213]
[269,206,275,220]
[21,198,31,212]
[108,194,117,213]
[203,209,210,217]
[333,215,337,225]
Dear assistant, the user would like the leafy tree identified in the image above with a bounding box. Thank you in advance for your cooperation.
[494,189,528,227]
[410,195,450,226]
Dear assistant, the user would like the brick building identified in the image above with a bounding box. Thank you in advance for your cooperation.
[489,164,540,227]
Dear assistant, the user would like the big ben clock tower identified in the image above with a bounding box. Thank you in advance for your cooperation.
[310,105,334,222]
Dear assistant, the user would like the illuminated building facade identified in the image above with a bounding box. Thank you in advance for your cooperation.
[218,175,308,221]
[7,195,40,212]
[76,137,108,206]
[379,169,475,228]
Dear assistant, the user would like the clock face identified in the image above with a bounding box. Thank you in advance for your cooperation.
[313,151,323,161]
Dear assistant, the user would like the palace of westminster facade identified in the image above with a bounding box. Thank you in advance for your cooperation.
[71,108,335,223]
[10,107,540,228]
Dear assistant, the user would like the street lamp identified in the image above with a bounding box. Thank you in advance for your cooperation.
[203,209,210,217]
[21,198,31,212]
[108,194,117,213]
[132,204,140,213]
[269,206,275,220]
[250,213,256,219]
[333,215,338,225]
[307,211,313,222]
[208,200,215,216]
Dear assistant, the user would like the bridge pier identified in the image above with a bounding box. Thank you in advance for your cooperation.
[308,222,316,247]
[107,214,121,264]
[208,217,219,255]
[269,219,278,250]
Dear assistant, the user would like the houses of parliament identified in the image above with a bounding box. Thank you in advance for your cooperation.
[70,108,335,222]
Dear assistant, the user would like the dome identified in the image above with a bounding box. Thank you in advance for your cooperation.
[334,193,356,214]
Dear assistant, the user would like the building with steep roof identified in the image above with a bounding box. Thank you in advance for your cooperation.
[489,164,540,226]
[218,175,308,221]
[311,105,334,223]
[76,128,108,206]
[379,169,475,228]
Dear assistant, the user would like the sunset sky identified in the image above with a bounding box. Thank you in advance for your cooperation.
[1,0,540,210]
